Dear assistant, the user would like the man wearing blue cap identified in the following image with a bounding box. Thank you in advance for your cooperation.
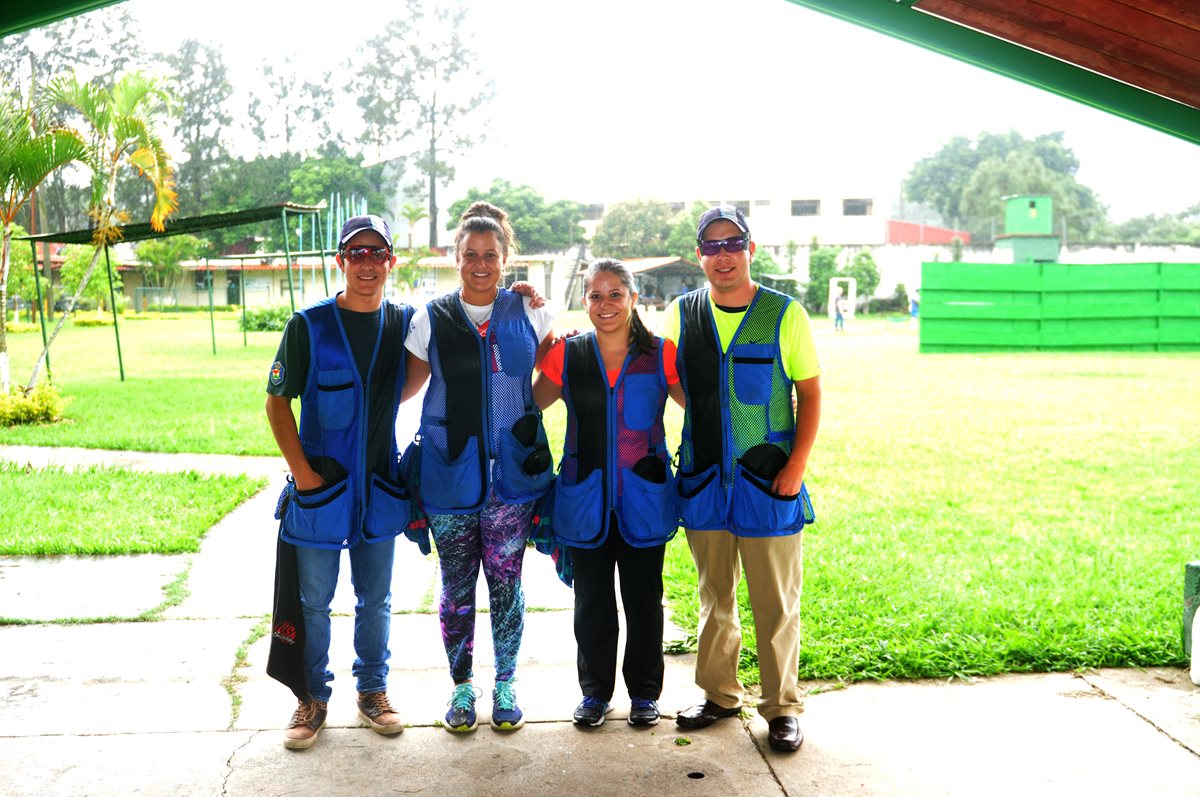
[662,205,821,753]
[265,214,413,749]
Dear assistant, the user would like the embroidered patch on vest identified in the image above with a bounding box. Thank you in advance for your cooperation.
[269,361,285,386]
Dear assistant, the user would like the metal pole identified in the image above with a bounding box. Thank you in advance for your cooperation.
[281,209,296,314]
[30,240,51,379]
[207,259,216,355]
[318,211,330,295]
[103,245,125,382]
[240,260,247,347]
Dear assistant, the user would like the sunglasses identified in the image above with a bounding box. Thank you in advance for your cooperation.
[341,246,391,265]
[698,237,748,257]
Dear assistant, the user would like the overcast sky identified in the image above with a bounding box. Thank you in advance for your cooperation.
[125,0,1200,222]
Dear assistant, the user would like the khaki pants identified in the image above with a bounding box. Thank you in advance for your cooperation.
[685,528,803,721]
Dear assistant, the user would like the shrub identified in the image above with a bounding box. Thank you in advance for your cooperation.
[241,305,292,332]
[0,382,66,426]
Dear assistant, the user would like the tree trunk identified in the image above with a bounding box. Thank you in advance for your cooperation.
[24,243,102,393]
[0,224,12,393]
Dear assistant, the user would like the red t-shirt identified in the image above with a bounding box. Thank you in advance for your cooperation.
[542,338,679,388]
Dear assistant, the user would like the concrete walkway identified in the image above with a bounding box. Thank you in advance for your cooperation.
[2,444,1199,796]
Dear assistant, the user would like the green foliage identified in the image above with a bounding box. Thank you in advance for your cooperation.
[1103,203,1200,244]
[905,130,1104,243]
[804,240,841,313]
[665,201,707,263]
[590,199,675,259]
[0,381,64,425]
[59,245,123,311]
[447,179,584,254]
[4,224,37,306]
[162,39,233,214]
[845,250,881,310]
[135,235,209,289]
[241,304,292,332]
[750,245,784,283]
[0,462,264,555]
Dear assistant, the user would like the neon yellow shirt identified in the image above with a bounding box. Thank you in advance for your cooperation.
[661,289,820,382]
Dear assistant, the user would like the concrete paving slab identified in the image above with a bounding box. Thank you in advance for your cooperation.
[224,722,779,797]
[0,444,286,479]
[0,619,258,736]
[236,610,699,732]
[755,672,1200,797]
[0,732,254,797]
[1083,666,1200,752]
[0,553,186,621]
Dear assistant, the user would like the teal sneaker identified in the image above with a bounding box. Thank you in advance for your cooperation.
[445,683,480,733]
[490,680,524,731]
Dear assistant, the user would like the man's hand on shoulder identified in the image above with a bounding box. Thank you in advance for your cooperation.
[511,280,545,309]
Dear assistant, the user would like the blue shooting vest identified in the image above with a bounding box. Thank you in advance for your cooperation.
[551,333,677,549]
[675,287,814,537]
[417,290,551,514]
[279,296,413,549]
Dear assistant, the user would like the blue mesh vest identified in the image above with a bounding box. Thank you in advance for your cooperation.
[675,287,814,537]
[551,333,678,549]
[417,289,551,514]
[281,296,413,550]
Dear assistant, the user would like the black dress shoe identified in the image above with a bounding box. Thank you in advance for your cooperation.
[675,700,740,729]
[767,716,803,752]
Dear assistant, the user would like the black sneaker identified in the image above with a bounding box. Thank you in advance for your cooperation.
[628,698,660,726]
[573,695,612,727]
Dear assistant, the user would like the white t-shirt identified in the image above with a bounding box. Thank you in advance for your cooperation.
[405,291,555,361]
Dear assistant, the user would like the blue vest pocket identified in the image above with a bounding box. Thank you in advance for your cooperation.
[420,436,483,512]
[282,476,354,548]
[730,465,802,535]
[621,373,659,431]
[316,369,355,430]
[551,469,605,547]
[619,467,678,545]
[494,321,535,376]
[497,426,553,501]
[676,464,727,530]
[730,343,774,406]
[363,472,411,542]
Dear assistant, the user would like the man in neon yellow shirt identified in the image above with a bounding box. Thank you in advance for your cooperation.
[662,205,821,753]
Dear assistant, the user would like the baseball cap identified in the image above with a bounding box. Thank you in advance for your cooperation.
[338,214,393,249]
[696,205,750,243]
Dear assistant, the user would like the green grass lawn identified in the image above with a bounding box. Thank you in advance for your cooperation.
[0,461,265,555]
[5,311,1199,683]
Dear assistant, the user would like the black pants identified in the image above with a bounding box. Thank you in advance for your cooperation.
[569,517,666,702]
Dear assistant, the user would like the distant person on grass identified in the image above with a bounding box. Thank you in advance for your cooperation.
[265,215,413,749]
[532,257,685,729]
[664,205,821,754]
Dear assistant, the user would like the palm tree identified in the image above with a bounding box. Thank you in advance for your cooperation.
[399,202,429,251]
[25,70,179,392]
[0,95,89,393]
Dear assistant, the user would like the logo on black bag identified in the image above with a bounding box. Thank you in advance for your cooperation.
[273,621,297,645]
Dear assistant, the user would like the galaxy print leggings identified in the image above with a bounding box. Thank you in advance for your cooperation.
[427,491,533,684]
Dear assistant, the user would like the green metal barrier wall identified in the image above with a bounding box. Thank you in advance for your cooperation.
[920,261,1200,352]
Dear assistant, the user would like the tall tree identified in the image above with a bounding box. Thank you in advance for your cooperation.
[399,202,429,251]
[163,39,232,214]
[960,151,1104,243]
[0,98,88,392]
[590,199,675,259]
[135,234,207,290]
[26,70,179,391]
[665,201,708,263]
[358,0,493,248]
[447,179,583,253]
[904,130,1103,242]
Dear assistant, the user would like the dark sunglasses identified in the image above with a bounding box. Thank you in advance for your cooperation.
[699,237,748,257]
[341,246,391,265]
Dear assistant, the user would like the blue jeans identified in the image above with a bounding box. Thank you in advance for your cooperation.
[295,536,395,701]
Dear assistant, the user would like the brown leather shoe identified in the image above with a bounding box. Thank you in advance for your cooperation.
[675,700,740,729]
[357,691,404,735]
[767,716,803,752]
[283,699,328,750]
